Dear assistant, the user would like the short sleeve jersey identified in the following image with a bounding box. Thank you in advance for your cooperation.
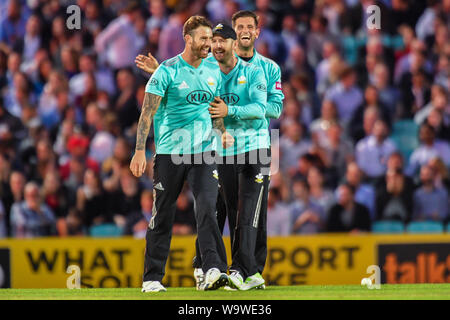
[145,54,222,154]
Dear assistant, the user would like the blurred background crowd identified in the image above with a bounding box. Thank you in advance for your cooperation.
[0,0,449,238]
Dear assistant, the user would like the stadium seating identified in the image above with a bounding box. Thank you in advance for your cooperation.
[390,120,419,162]
[89,224,123,237]
[371,221,404,233]
[406,221,444,233]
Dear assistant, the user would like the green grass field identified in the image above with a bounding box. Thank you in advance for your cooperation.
[0,284,449,300]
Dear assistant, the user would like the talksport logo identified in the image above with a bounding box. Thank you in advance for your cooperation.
[0,248,11,288]
[378,243,450,283]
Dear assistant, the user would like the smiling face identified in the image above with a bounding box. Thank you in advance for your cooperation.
[212,35,235,63]
[187,26,212,59]
[234,16,260,50]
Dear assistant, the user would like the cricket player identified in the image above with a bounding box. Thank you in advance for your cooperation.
[198,23,269,290]
[228,10,284,287]
[130,16,232,292]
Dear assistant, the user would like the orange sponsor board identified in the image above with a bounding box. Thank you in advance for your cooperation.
[378,243,450,284]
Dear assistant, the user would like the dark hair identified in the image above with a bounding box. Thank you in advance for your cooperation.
[122,1,140,13]
[420,122,435,133]
[183,16,212,38]
[339,66,355,80]
[231,10,259,28]
[341,182,355,195]
[292,177,310,192]
[269,187,281,199]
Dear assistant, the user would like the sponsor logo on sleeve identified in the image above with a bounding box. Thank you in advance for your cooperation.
[275,81,282,90]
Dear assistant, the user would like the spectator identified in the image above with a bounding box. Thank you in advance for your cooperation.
[0,0,27,47]
[94,1,142,71]
[307,166,335,215]
[306,14,335,68]
[109,168,142,227]
[10,181,56,237]
[349,85,392,143]
[38,70,68,129]
[157,1,190,61]
[146,0,168,33]
[414,84,449,127]
[372,62,400,116]
[278,120,311,174]
[376,168,413,222]
[88,110,117,164]
[355,119,397,179]
[425,108,450,142]
[290,178,325,234]
[325,66,363,125]
[0,96,26,148]
[375,151,415,193]
[310,99,338,145]
[284,45,313,81]
[42,169,69,219]
[428,157,450,191]
[1,170,25,235]
[112,68,139,131]
[407,123,450,176]
[267,187,291,236]
[412,164,449,221]
[326,183,371,233]
[344,161,376,220]
[14,14,42,66]
[315,41,339,90]
[124,189,153,238]
[400,67,431,118]
[69,51,115,97]
[173,189,196,235]
[60,133,100,182]
[281,15,303,54]
[76,168,109,227]
[319,122,354,186]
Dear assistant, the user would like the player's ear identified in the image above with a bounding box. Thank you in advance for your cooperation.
[184,33,192,44]
[255,28,260,40]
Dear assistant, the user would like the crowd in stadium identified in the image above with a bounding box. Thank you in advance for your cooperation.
[0,0,449,238]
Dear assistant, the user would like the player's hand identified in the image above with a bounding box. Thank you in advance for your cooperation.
[135,52,159,74]
[209,97,228,118]
[130,150,146,177]
[222,131,235,149]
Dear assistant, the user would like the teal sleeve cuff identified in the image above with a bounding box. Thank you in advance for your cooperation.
[228,105,237,117]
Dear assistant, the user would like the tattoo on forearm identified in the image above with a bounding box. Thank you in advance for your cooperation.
[135,93,162,150]
[212,118,226,134]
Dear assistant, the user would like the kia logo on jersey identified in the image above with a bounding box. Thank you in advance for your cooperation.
[220,93,240,105]
[186,90,213,104]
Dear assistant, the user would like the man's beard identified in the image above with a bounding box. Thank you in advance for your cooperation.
[192,43,210,59]
[213,49,232,64]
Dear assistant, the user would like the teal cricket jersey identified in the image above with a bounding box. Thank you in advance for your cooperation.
[237,49,285,124]
[206,55,268,156]
[145,54,222,155]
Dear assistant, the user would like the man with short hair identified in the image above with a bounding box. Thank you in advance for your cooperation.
[355,119,397,179]
[130,16,230,293]
[10,182,56,238]
[194,23,269,291]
